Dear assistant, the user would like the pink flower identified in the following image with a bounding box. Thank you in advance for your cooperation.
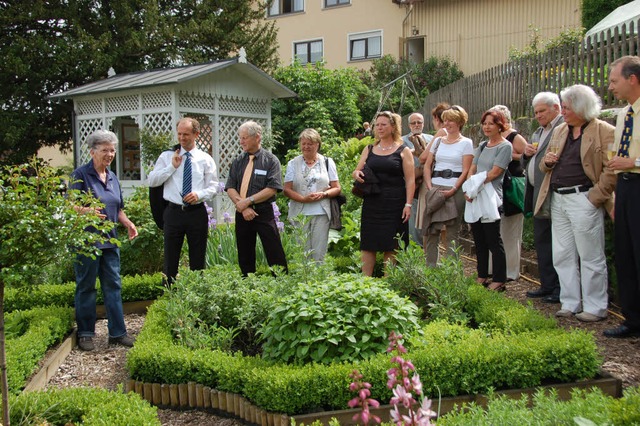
[390,385,413,408]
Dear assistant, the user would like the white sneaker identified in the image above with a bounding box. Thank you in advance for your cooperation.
[555,309,573,318]
[576,312,605,322]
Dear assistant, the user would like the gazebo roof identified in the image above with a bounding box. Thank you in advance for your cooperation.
[50,57,296,100]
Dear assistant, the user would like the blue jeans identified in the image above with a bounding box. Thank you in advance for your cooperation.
[74,248,127,338]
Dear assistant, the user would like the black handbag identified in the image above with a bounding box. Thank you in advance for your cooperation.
[352,164,380,198]
[351,145,380,198]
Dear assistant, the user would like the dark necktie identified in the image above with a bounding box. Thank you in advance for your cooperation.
[617,107,634,158]
[182,151,192,203]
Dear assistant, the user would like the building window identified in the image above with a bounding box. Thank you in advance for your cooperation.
[294,40,323,64]
[268,0,304,16]
[349,31,382,61]
[325,0,350,7]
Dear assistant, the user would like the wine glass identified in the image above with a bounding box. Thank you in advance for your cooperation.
[607,143,616,160]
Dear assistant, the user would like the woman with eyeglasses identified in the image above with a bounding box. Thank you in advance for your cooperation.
[284,128,341,262]
[465,110,513,292]
[422,105,474,266]
[70,130,138,351]
[352,111,415,276]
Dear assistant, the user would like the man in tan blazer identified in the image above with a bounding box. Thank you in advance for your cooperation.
[535,84,616,322]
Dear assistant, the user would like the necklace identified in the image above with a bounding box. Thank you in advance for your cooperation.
[445,135,462,143]
[378,143,395,151]
[304,157,317,166]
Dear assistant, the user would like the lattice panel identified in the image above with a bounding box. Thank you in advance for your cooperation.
[179,92,214,110]
[106,95,139,113]
[76,99,102,116]
[218,96,268,115]
[182,113,213,154]
[144,113,173,136]
[217,115,247,178]
[143,92,171,109]
[76,119,103,164]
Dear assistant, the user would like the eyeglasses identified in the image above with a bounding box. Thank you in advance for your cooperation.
[95,148,116,154]
[377,111,396,123]
[409,121,424,125]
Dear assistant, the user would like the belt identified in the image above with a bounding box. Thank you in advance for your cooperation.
[620,172,640,181]
[552,184,591,194]
[432,169,462,179]
[168,202,205,211]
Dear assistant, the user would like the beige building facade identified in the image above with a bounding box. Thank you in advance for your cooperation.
[266,0,582,75]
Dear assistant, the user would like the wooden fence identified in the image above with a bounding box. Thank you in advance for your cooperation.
[422,20,640,127]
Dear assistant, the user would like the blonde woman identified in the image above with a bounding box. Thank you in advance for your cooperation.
[353,111,415,276]
[284,128,341,262]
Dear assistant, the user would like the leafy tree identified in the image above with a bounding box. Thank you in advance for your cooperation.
[582,0,634,32]
[271,62,367,156]
[358,55,464,122]
[0,0,278,165]
[508,26,584,61]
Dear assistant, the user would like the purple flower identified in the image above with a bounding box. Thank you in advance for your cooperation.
[276,220,285,233]
[208,218,217,230]
[217,181,225,193]
[223,212,232,224]
[272,202,281,219]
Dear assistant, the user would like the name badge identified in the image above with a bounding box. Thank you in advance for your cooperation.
[254,169,267,176]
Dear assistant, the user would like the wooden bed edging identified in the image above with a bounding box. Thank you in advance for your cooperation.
[126,370,621,426]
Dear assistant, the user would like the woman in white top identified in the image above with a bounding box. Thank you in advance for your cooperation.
[284,128,341,262]
[423,106,474,266]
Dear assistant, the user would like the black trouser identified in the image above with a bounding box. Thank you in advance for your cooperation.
[534,217,560,295]
[235,203,288,277]
[615,175,640,329]
[163,203,208,285]
[471,220,506,283]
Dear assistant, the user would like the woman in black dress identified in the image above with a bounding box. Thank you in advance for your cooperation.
[352,111,415,276]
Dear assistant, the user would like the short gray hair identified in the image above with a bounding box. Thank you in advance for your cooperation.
[560,84,602,121]
[491,105,512,124]
[87,130,118,150]
[532,92,560,108]
[239,120,263,137]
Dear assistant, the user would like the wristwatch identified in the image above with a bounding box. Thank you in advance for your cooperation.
[635,157,640,168]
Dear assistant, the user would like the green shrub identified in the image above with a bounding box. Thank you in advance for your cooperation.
[4,273,164,313]
[6,306,74,393]
[117,186,165,275]
[438,387,639,426]
[386,243,472,323]
[466,284,557,333]
[260,275,421,364]
[609,386,640,425]
[161,266,290,353]
[5,386,159,425]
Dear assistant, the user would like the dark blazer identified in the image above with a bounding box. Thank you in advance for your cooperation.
[523,116,564,213]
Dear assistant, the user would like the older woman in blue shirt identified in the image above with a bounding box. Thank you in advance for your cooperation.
[70,130,138,351]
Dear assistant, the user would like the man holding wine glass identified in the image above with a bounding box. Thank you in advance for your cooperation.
[523,92,563,303]
[534,84,616,323]
[604,55,640,338]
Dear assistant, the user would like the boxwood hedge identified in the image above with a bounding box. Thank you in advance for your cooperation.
[6,306,75,393]
[5,387,159,425]
[4,273,164,313]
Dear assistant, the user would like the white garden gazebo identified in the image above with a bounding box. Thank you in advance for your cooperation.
[50,51,295,218]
